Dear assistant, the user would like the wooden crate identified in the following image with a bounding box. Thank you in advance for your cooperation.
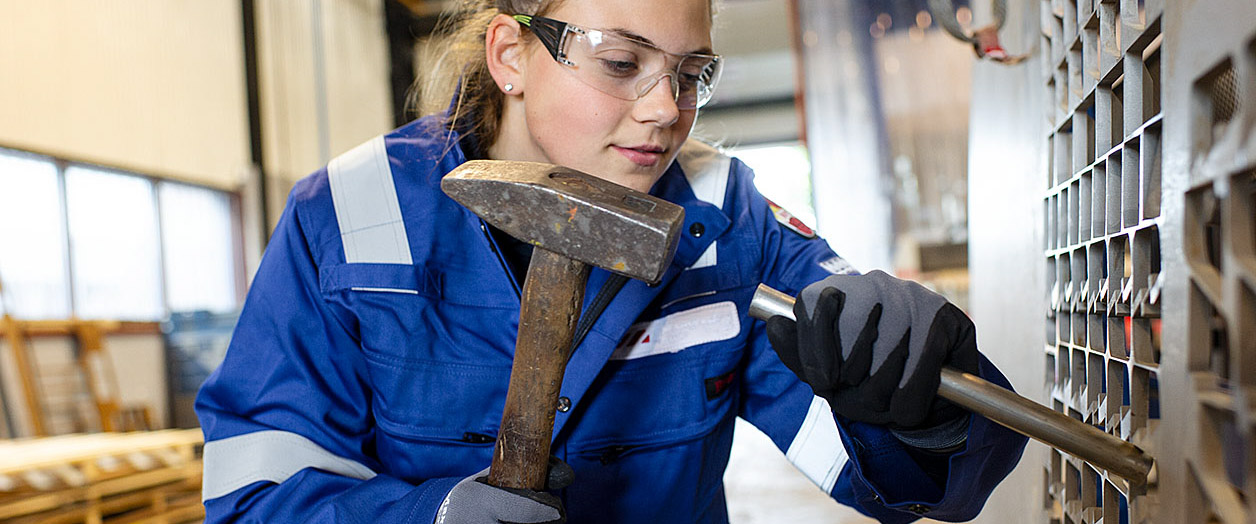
[0,429,204,524]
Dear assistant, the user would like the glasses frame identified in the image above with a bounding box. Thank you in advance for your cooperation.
[512,14,722,109]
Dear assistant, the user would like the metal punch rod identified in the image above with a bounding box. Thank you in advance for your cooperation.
[749,284,1154,486]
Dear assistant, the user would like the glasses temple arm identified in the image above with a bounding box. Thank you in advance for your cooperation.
[512,15,569,63]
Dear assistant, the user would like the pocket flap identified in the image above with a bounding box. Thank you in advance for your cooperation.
[319,263,439,296]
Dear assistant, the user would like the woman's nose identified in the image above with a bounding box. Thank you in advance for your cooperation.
[633,73,682,127]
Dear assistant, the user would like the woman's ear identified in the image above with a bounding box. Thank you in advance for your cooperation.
[486,13,527,94]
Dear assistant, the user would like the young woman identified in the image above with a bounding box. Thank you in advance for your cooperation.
[196,0,1027,522]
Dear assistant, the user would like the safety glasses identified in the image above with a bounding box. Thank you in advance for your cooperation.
[513,14,723,110]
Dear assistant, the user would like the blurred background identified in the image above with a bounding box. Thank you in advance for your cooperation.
[0,0,1040,522]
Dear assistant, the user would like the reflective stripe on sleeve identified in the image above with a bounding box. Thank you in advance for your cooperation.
[785,396,848,493]
[328,135,413,264]
[201,430,377,501]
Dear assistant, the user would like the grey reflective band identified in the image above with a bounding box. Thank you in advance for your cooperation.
[785,396,848,493]
[202,430,377,501]
[328,135,414,264]
[677,140,731,269]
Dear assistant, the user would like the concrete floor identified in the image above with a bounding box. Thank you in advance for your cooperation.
[723,418,878,524]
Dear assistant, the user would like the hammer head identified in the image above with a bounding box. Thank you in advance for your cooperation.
[442,160,685,285]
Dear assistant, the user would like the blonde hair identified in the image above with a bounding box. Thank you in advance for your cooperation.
[410,0,716,154]
[409,1,560,153]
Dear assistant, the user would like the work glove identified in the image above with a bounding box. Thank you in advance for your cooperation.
[435,457,574,524]
[765,270,979,433]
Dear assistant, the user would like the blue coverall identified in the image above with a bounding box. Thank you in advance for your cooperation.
[195,115,1027,523]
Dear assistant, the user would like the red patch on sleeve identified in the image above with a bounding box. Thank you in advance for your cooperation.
[766,199,816,239]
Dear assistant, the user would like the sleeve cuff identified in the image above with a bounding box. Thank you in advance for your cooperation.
[888,414,971,451]
[411,476,463,524]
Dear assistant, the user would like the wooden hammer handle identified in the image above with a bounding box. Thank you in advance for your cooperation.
[486,249,591,490]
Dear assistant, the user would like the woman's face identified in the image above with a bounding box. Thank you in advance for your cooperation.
[506,0,714,192]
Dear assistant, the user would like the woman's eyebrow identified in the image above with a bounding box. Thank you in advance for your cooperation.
[606,27,715,55]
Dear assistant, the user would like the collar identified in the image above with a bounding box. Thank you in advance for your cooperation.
[650,156,733,270]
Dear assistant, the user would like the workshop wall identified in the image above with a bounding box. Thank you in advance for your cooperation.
[0,0,392,228]
[255,0,394,230]
[966,0,1049,521]
[0,1,251,190]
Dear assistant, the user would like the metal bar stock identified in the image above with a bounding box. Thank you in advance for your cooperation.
[749,284,1154,485]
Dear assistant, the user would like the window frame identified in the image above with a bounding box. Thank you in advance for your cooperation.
[0,146,246,320]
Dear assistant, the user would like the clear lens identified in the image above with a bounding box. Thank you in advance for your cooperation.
[562,27,721,109]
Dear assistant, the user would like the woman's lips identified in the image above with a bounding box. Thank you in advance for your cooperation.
[613,145,663,167]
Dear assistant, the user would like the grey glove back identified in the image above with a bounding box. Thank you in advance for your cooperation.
[767,269,980,431]
[435,467,565,524]
[796,270,947,389]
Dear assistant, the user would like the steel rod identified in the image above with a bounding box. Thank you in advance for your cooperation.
[749,283,1154,485]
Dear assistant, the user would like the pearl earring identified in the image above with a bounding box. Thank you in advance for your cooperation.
[504,83,514,92]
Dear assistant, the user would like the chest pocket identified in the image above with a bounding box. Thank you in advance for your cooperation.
[568,285,754,450]
[320,261,519,360]
[562,295,749,523]
[319,261,518,480]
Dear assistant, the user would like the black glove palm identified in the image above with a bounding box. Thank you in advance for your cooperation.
[766,270,979,430]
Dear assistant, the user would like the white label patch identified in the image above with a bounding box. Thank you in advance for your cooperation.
[611,301,740,360]
[819,256,857,275]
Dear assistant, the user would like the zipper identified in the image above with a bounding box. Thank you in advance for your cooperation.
[596,444,639,465]
[479,221,522,299]
[570,273,628,352]
[659,290,717,311]
[461,431,496,444]
[583,430,714,465]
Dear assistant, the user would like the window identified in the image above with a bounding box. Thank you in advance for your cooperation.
[65,166,165,320]
[159,182,237,313]
[0,147,240,320]
[0,152,70,318]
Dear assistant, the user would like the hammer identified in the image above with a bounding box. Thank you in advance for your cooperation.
[442,160,685,491]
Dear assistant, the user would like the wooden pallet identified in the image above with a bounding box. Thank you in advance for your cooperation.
[0,429,204,524]
[1,316,160,437]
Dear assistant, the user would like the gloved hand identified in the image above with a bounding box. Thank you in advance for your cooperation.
[765,270,979,431]
[435,457,574,524]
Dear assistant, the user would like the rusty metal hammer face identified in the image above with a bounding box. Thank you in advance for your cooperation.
[441,160,684,491]
[441,160,684,284]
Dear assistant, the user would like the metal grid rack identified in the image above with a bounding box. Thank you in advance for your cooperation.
[1173,4,1256,520]
[1042,0,1165,521]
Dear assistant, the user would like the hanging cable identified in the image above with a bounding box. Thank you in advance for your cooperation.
[927,0,1030,64]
